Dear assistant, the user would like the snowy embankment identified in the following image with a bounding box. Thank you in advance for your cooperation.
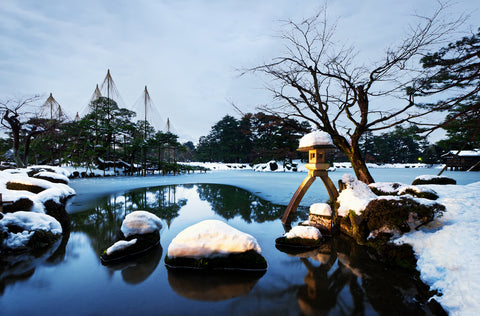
[396,182,480,316]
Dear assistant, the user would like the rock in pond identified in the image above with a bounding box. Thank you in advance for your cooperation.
[101,211,162,264]
[275,226,323,254]
[0,211,63,252]
[164,220,267,272]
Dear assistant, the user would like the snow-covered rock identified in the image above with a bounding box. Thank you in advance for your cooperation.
[101,211,162,264]
[284,226,322,240]
[121,211,163,238]
[0,211,62,250]
[309,203,331,216]
[299,130,333,148]
[167,220,261,258]
[106,238,138,256]
[337,174,377,216]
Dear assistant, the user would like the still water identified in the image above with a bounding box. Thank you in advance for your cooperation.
[1,184,444,315]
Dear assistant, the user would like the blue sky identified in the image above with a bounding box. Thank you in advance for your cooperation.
[0,0,478,143]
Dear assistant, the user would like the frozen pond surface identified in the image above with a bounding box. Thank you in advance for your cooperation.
[1,169,478,315]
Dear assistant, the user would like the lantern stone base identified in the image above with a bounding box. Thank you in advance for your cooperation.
[308,214,333,236]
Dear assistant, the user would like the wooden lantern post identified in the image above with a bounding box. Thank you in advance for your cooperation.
[281,144,339,225]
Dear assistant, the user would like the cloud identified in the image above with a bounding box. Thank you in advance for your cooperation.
[0,0,478,143]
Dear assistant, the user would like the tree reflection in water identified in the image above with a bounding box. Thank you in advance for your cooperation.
[293,236,445,315]
[196,184,307,223]
[70,185,187,255]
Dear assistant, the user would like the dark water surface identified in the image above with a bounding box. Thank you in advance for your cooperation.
[1,184,443,315]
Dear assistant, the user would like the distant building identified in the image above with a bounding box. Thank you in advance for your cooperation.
[441,149,480,171]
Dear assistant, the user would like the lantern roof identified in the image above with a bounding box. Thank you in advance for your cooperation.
[298,131,334,150]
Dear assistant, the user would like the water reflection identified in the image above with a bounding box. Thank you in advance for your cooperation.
[292,236,444,315]
[168,270,265,301]
[104,244,162,285]
[0,231,70,295]
[70,185,186,254]
[196,184,307,223]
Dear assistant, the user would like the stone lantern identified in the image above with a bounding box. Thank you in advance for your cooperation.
[282,131,339,226]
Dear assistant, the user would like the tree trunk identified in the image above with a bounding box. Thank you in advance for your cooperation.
[349,147,375,184]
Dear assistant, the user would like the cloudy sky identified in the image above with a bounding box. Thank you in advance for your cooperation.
[0,0,478,143]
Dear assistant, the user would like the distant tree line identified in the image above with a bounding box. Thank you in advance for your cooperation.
[193,113,311,163]
[0,96,188,174]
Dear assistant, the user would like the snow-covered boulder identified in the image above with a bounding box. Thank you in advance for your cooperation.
[308,203,333,235]
[369,182,439,200]
[32,171,69,185]
[121,211,163,238]
[101,211,162,264]
[0,211,62,252]
[275,226,323,252]
[412,175,456,185]
[165,220,267,271]
[0,169,75,229]
[337,174,377,217]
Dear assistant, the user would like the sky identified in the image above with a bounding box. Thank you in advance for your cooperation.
[0,0,478,143]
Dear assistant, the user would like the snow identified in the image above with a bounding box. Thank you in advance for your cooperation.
[167,219,262,258]
[33,171,70,184]
[337,174,377,216]
[284,226,322,239]
[298,130,333,148]
[120,211,163,237]
[0,211,62,249]
[395,182,480,316]
[445,149,480,157]
[309,203,331,216]
[106,238,138,255]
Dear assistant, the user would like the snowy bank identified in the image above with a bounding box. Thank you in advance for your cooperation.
[395,182,480,315]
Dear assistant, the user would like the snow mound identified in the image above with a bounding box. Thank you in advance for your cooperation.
[299,130,333,148]
[0,211,62,249]
[284,226,322,240]
[337,174,377,216]
[121,211,163,237]
[167,220,262,258]
[106,238,138,255]
[309,203,332,216]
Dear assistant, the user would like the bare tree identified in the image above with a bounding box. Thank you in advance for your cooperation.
[1,96,40,167]
[249,3,464,183]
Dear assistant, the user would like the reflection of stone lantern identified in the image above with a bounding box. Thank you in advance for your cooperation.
[282,131,339,226]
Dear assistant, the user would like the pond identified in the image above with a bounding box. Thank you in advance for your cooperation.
[1,184,446,315]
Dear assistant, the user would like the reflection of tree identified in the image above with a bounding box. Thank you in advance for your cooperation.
[196,184,307,223]
[295,236,445,315]
[70,185,187,254]
[0,232,70,296]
